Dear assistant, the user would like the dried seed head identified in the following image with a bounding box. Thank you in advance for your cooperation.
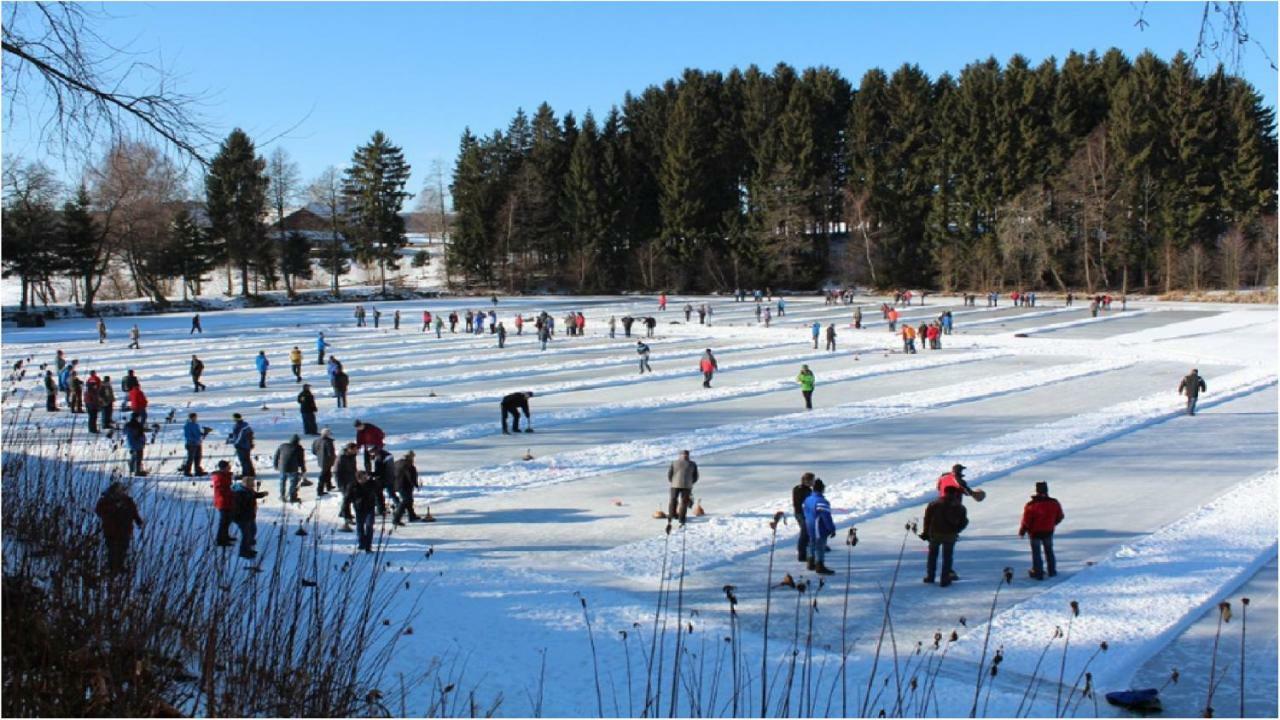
[1241,597,1250,606]
[1218,601,1232,622]
[959,616,967,627]
[1100,641,1109,651]
[1003,567,1013,584]
[1170,668,1180,684]
[949,630,959,642]
[1070,600,1080,617]
[1054,625,1064,639]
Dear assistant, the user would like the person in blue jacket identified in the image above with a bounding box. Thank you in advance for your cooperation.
[777,298,787,316]
[316,332,330,365]
[181,412,212,476]
[810,321,821,349]
[255,351,270,388]
[226,413,256,477]
[802,478,837,575]
[123,416,148,476]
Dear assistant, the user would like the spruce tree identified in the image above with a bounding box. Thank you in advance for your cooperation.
[54,185,107,312]
[205,129,268,296]
[170,207,221,297]
[280,230,314,292]
[342,130,412,294]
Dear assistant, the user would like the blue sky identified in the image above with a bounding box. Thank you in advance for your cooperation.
[5,2,1277,197]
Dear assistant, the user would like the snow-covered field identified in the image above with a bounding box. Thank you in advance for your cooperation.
[2,293,1276,717]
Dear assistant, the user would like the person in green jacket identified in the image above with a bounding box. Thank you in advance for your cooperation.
[797,364,816,410]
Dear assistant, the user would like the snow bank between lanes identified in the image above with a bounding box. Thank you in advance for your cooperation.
[589,365,1276,578]
[947,469,1278,692]
[419,358,1133,504]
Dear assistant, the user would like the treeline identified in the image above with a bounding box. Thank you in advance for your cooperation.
[2,130,413,313]
[448,49,1277,293]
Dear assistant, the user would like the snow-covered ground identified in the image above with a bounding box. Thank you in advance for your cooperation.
[2,293,1276,717]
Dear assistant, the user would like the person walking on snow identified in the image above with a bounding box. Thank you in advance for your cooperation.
[515,314,524,336]
[255,351,270,388]
[792,473,814,562]
[825,323,837,351]
[190,354,207,392]
[1019,481,1064,579]
[497,322,507,348]
[435,314,444,338]
[637,341,653,374]
[922,485,968,587]
[666,450,698,528]
[803,478,837,574]
[699,349,719,388]
[811,321,821,349]
[181,412,212,476]
[797,365,816,410]
[902,324,917,354]
[422,310,432,332]
[128,324,141,349]
[274,434,307,503]
[316,332,330,365]
[191,313,203,334]
[392,451,422,525]
[393,309,401,330]
[97,318,108,343]
[1178,368,1207,416]
[290,346,303,382]
[297,384,319,435]
[500,391,534,434]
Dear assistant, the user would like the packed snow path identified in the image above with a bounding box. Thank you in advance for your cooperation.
[3,294,1275,717]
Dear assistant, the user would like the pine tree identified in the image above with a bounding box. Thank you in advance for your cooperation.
[280,230,314,292]
[564,111,604,289]
[170,207,221,298]
[205,129,268,296]
[1,163,61,311]
[342,130,412,295]
[449,129,496,283]
[54,184,107,312]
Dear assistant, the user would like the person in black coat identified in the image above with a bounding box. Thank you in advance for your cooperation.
[311,429,337,495]
[791,473,814,563]
[501,391,534,434]
[922,486,969,587]
[349,471,381,552]
[392,451,421,525]
[373,449,396,515]
[94,482,144,573]
[44,370,57,411]
[1178,368,1207,416]
[335,443,359,529]
[297,384,319,435]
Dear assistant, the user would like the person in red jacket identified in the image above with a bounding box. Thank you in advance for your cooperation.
[1019,481,1064,579]
[128,384,149,425]
[354,419,385,472]
[699,349,718,388]
[211,460,236,547]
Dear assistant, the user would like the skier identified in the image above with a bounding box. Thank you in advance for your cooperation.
[255,350,270,388]
[796,364,815,410]
[791,472,814,562]
[699,349,718,388]
[316,332,330,365]
[803,478,837,575]
[273,434,307,503]
[666,449,698,529]
[825,323,837,352]
[290,346,303,383]
[1019,481,1064,580]
[123,416,148,476]
[230,476,268,559]
[637,340,653,374]
[191,313,203,334]
[354,419,386,472]
[392,450,421,525]
[181,412,212,476]
[297,383,319,435]
[95,482,144,573]
[211,460,236,547]
[1178,368,1207,416]
[811,321,821,349]
[311,428,337,496]
[128,324,141,349]
[500,391,534,434]
[97,318,107,343]
[190,354,207,392]
[227,413,256,477]
[921,485,968,587]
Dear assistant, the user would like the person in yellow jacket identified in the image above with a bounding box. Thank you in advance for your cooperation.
[289,346,304,383]
[796,364,816,410]
[902,325,917,354]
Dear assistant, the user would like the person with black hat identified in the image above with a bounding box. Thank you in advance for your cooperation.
[791,473,814,562]
[1019,481,1064,579]
[1178,368,1207,416]
[935,463,986,501]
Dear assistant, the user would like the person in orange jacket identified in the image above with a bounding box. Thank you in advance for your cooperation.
[1019,481,1064,579]
[699,349,719,388]
[902,324,917,354]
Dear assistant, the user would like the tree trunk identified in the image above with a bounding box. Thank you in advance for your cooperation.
[240,262,250,297]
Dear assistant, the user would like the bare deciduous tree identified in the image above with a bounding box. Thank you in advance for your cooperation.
[266,147,302,296]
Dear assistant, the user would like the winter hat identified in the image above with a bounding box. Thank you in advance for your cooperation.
[217,460,231,470]
[952,463,966,474]
[290,434,300,443]
[321,428,331,437]
[232,413,242,420]
[1034,481,1049,495]
[813,479,825,493]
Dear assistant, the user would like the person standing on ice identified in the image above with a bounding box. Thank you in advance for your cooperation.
[230,475,267,559]
[609,316,617,338]
[1178,369,1207,416]
[84,373,101,432]
[684,303,693,322]
[792,473,814,561]
[621,315,634,338]
[191,313,203,334]
[500,391,534,434]
[354,420,386,471]
[227,413,256,477]
[901,324,917,354]
[497,322,507,348]
[936,463,984,501]
[422,309,432,332]
[825,323,837,351]
[311,428,337,496]
[922,485,967,587]
[290,346,303,383]
[123,416,148,476]
[97,377,114,428]
[942,311,953,335]
[796,365,815,409]
[538,322,551,351]
[637,340,653,374]
[515,313,524,336]
[666,450,698,529]
[803,478,836,575]
[777,298,786,316]
[273,434,307,504]
[699,349,718,388]
[755,304,763,323]
[97,318,108,343]
[435,314,444,337]
[349,471,379,552]
[255,351,270,388]
[316,332,330,365]
[853,306,863,329]
[810,321,821,349]
[128,324,141,349]
[393,309,401,330]
[658,293,667,311]
[95,481,143,573]
[887,307,898,332]
[392,451,421,526]
[44,370,58,411]
[297,383,319,435]
[1019,481,1064,579]
[128,383,148,425]
[211,460,236,547]
[190,354,207,392]
[372,306,381,328]
[181,412,212,476]
[464,310,474,333]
